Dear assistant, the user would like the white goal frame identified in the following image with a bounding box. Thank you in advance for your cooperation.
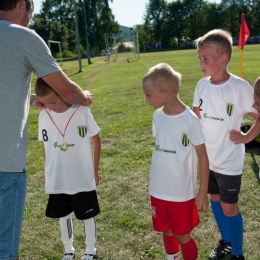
[48,40,63,66]
[104,29,140,62]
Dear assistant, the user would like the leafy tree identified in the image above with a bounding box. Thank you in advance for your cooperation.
[165,0,204,47]
[189,2,223,39]
[143,0,168,48]
[249,0,260,36]
[30,0,75,53]
[72,0,120,55]
[30,0,120,57]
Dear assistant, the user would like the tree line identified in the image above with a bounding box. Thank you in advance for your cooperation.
[30,0,260,56]
[31,0,120,57]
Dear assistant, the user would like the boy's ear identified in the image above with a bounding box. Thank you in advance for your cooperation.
[221,53,229,64]
[161,89,169,98]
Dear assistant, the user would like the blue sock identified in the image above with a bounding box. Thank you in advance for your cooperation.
[211,200,230,242]
[225,212,244,256]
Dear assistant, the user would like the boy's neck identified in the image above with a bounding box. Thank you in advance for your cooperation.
[55,102,72,113]
[163,98,186,115]
[210,71,230,85]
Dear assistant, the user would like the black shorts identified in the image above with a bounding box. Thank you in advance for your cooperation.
[208,170,242,204]
[46,190,100,220]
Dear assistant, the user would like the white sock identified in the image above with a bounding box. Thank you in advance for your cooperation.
[83,217,97,255]
[167,251,180,260]
[59,213,75,253]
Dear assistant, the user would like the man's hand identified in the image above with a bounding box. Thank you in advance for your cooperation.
[84,90,93,106]
[30,94,44,109]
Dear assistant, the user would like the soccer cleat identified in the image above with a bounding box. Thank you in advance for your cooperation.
[208,239,232,259]
[62,253,75,260]
[81,253,98,260]
[230,255,245,260]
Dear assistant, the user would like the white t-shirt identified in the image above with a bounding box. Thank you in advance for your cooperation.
[149,107,205,202]
[193,74,256,175]
[38,105,100,194]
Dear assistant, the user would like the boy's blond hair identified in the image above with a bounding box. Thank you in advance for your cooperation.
[194,29,233,61]
[35,78,58,97]
[141,63,182,95]
[254,76,260,98]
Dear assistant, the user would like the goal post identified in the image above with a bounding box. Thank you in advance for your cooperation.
[48,40,63,66]
[104,29,140,62]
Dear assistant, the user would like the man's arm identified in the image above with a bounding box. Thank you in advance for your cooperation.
[42,71,92,106]
[247,112,258,120]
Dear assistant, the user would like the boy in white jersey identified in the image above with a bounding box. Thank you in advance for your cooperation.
[36,78,101,260]
[193,29,258,260]
[142,63,209,260]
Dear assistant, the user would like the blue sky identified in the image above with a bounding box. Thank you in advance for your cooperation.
[33,0,221,28]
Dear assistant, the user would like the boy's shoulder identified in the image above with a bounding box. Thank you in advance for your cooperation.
[197,76,210,85]
[228,73,249,85]
[153,107,163,114]
[39,108,47,116]
[39,104,91,118]
[187,107,202,124]
[196,74,250,88]
[153,106,198,120]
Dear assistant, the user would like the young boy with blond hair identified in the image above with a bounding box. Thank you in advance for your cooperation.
[142,63,209,260]
[193,29,258,260]
[35,78,101,260]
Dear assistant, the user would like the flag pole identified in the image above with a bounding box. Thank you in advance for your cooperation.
[239,49,243,77]
[238,13,250,78]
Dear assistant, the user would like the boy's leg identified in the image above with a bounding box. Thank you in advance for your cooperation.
[210,172,244,259]
[210,198,230,242]
[208,196,232,259]
[176,235,198,260]
[151,197,180,259]
[71,191,100,259]
[208,171,232,259]
[220,174,244,258]
[223,203,244,256]
[163,230,180,260]
[167,199,199,260]
[83,217,97,255]
[59,213,75,254]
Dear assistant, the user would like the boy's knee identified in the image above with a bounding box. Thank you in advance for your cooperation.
[175,233,191,244]
[163,229,173,236]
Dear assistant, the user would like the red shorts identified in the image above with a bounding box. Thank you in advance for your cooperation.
[151,196,199,235]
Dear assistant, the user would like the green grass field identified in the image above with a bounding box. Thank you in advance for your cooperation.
[20,45,260,259]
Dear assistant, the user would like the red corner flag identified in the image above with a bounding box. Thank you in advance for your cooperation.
[238,14,250,50]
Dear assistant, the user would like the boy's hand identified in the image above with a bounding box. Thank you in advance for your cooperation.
[229,130,248,144]
[196,191,209,212]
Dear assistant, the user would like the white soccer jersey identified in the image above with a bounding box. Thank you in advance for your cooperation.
[193,74,256,175]
[149,107,205,202]
[38,104,100,194]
